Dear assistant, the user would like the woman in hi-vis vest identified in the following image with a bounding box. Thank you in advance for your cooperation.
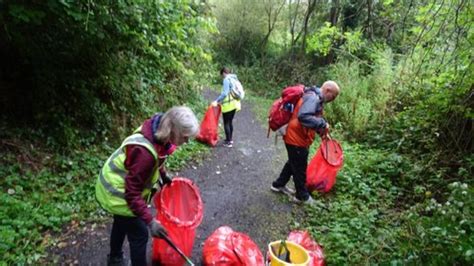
[95,106,199,266]
[211,67,242,148]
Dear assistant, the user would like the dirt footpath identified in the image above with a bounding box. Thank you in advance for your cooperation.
[47,89,303,265]
[185,90,301,261]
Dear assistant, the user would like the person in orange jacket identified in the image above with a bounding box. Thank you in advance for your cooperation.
[270,81,340,204]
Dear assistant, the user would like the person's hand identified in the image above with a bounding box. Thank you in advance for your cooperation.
[211,101,218,107]
[149,219,168,238]
[320,123,330,139]
[161,174,173,186]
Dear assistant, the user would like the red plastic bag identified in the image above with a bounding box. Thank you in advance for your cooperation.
[152,178,203,265]
[196,105,221,146]
[287,231,325,266]
[202,226,264,266]
[306,139,343,193]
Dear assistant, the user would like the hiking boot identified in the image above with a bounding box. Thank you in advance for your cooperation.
[107,254,125,266]
[270,185,296,196]
[290,195,316,206]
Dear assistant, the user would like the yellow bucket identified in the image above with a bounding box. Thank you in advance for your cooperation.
[268,240,310,266]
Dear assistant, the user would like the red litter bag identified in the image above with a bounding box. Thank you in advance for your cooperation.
[202,226,264,266]
[152,178,203,265]
[287,231,325,266]
[306,138,343,193]
[196,105,221,147]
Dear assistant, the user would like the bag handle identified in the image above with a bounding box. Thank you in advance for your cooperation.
[276,240,291,262]
[323,132,340,164]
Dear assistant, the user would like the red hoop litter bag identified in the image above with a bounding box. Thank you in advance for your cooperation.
[287,230,325,266]
[306,139,344,193]
[202,226,264,266]
[196,105,221,147]
[152,178,203,265]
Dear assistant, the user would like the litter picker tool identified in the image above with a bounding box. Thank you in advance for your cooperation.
[159,232,195,266]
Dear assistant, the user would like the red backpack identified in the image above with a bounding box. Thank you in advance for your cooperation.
[267,84,305,136]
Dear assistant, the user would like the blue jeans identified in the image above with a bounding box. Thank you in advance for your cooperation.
[109,215,148,266]
[273,143,310,201]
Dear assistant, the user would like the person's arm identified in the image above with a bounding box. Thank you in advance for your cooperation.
[157,143,176,186]
[298,92,327,131]
[124,145,155,224]
[158,158,172,186]
[214,77,231,103]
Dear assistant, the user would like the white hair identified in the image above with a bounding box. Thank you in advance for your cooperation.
[155,106,199,143]
[321,80,340,102]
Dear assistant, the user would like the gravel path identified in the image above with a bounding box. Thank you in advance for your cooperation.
[185,89,300,262]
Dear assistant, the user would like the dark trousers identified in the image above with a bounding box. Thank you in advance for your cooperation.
[110,215,149,266]
[222,109,236,142]
[273,143,310,201]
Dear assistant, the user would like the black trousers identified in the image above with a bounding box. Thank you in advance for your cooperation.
[222,109,236,142]
[273,143,310,201]
[110,215,148,266]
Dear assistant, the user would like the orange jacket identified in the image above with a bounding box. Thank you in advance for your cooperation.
[283,98,317,148]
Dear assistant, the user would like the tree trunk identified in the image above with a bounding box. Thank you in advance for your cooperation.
[326,0,340,64]
[260,0,286,64]
[366,0,373,40]
[289,0,301,61]
[301,0,318,54]
[329,0,339,26]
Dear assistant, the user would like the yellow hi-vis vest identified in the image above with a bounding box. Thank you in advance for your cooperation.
[95,131,160,217]
[221,94,241,113]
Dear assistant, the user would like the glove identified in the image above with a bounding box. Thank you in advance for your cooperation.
[160,174,173,187]
[149,219,168,238]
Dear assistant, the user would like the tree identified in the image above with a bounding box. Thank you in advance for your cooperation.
[260,0,286,62]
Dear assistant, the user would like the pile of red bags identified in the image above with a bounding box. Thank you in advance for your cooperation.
[202,226,264,265]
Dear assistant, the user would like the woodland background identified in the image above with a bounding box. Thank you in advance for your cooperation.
[0,0,472,264]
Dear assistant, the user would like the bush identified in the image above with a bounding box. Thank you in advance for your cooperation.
[323,48,396,138]
[0,1,215,148]
[393,182,474,263]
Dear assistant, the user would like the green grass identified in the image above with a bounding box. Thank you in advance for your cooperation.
[305,143,473,264]
[246,92,274,125]
[0,146,109,264]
